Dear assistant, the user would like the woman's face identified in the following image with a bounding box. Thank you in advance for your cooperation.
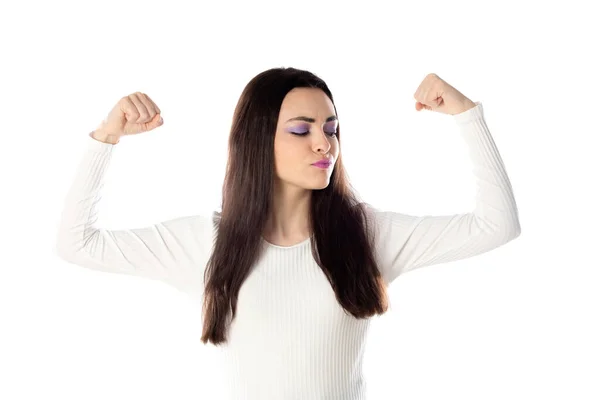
[273,87,339,191]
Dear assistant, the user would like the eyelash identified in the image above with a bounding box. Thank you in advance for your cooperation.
[292,130,337,137]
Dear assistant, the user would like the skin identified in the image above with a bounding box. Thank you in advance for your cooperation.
[262,87,340,246]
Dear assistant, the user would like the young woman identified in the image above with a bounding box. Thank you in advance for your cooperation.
[56,67,520,399]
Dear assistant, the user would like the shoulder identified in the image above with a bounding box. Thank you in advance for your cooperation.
[157,211,220,245]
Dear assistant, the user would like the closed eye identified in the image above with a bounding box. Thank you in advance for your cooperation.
[291,130,337,137]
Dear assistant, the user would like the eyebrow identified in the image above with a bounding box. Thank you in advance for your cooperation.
[286,115,338,123]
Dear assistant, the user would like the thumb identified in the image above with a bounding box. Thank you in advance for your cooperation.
[415,102,432,111]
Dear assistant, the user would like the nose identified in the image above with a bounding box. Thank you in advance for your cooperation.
[312,131,332,154]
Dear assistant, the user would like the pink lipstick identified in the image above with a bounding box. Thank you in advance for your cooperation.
[312,160,332,169]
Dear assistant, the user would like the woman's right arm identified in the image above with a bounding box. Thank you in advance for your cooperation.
[55,94,215,298]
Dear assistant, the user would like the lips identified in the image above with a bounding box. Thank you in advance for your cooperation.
[313,161,332,167]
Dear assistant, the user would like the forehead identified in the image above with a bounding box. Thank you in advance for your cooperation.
[279,88,336,120]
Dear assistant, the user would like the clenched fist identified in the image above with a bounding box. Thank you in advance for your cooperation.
[413,73,476,116]
[93,92,164,144]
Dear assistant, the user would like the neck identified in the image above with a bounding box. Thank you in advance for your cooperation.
[263,180,312,244]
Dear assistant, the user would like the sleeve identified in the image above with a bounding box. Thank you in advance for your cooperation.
[55,132,216,299]
[366,102,521,284]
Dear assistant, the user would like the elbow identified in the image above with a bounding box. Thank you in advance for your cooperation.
[55,238,72,261]
[56,228,98,261]
[507,214,522,240]
[500,218,521,244]
[55,232,79,261]
[478,214,521,245]
[512,221,522,239]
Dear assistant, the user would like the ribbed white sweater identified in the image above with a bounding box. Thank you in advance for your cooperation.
[55,101,520,399]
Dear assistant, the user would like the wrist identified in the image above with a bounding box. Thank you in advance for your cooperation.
[452,99,477,115]
[92,129,120,144]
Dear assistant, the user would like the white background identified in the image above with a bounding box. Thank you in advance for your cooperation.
[1,0,599,399]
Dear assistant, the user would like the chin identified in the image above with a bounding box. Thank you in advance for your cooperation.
[284,174,332,191]
[309,178,331,190]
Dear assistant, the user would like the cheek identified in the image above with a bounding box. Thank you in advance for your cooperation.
[328,138,340,158]
[331,137,339,151]
[274,141,301,174]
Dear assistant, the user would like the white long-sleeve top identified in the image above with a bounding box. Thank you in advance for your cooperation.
[55,101,520,399]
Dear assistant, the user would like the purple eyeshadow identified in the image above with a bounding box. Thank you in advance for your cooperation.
[286,122,338,134]
[287,124,308,134]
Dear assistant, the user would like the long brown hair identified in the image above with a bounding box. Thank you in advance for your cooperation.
[201,67,389,345]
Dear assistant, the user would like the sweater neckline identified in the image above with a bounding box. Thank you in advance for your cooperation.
[261,235,311,249]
